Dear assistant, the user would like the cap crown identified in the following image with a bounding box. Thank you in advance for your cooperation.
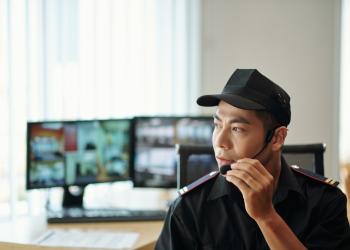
[197,69,291,126]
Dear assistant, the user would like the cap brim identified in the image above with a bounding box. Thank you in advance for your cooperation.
[197,94,266,110]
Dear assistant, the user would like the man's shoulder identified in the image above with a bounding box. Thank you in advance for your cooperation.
[290,165,339,188]
[170,171,220,212]
[289,165,346,202]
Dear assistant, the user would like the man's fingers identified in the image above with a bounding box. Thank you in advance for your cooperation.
[229,161,273,185]
[236,158,270,176]
[231,161,262,179]
[226,169,263,191]
[226,174,250,194]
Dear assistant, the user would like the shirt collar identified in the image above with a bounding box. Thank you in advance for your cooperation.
[206,156,306,203]
[273,156,306,204]
[207,174,231,201]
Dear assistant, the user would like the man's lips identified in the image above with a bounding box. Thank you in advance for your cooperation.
[216,157,234,167]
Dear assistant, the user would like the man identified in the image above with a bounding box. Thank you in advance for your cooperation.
[155,69,350,249]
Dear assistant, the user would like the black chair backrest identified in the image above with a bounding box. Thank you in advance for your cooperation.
[282,143,325,176]
[176,144,215,189]
[176,143,326,189]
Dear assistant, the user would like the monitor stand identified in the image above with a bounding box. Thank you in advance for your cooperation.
[62,186,86,208]
[45,185,87,221]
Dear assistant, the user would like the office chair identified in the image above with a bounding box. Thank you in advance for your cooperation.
[176,143,326,189]
[282,143,325,176]
[176,144,215,189]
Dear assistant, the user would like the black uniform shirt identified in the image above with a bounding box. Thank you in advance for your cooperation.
[155,158,350,250]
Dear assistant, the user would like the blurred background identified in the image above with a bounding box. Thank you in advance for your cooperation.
[1,0,350,219]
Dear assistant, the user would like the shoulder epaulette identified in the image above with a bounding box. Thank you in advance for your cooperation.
[290,165,339,187]
[178,171,219,196]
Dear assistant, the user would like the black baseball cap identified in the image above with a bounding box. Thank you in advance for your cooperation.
[197,69,291,126]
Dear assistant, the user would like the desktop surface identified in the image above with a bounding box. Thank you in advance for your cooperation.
[0,214,163,250]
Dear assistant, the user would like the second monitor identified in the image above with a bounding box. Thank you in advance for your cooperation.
[133,116,214,188]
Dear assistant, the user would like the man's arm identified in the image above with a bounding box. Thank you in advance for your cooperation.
[301,189,350,249]
[256,209,307,250]
[225,158,307,250]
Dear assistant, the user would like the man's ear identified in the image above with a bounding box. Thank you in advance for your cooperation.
[271,126,288,151]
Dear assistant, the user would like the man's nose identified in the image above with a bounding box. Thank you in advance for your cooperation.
[214,127,232,149]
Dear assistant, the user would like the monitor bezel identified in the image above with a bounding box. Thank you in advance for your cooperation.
[26,118,134,190]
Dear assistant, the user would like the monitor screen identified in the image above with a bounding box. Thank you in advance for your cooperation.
[27,119,132,189]
[133,116,214,188]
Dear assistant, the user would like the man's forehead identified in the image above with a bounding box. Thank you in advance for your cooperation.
[214,102,260,124]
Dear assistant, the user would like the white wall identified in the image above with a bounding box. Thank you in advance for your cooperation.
[340,0,350,164]
[198,0,341,179]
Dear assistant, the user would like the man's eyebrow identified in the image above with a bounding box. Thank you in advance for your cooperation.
[213,114,221,121]
[213,114,251,125]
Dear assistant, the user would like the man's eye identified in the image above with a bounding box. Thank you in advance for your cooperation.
[232,127,243,132]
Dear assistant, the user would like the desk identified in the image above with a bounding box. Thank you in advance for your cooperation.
[0,215,163,250]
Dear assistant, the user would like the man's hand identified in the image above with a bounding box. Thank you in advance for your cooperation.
[225,158,275,221]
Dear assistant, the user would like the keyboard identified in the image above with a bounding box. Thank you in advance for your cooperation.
[47,207,167,223]
[34,229,139,249]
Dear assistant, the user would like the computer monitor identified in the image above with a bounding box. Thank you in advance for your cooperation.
[26,119,132,207]
[132,116,214,188]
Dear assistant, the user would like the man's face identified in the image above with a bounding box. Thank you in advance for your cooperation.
[212,101,268,168]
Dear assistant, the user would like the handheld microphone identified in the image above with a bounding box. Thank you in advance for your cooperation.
[220,164,231,175]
